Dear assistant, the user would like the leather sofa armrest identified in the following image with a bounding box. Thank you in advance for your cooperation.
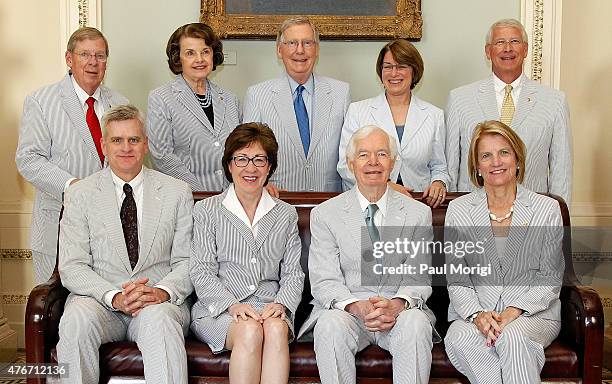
[560,284,603,383]
[25,270,69,367]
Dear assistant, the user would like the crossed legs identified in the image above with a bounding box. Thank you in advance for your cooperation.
[225,317,290,384]
[445,316,561,384]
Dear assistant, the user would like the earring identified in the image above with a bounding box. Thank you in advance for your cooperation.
[478,171,482,177]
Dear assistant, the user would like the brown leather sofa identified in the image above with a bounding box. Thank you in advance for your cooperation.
[25,192,603,383]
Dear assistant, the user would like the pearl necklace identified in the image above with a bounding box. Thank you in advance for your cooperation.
[489,204,514,223]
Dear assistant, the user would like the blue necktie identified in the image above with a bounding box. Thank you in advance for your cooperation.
[293,85,310,156]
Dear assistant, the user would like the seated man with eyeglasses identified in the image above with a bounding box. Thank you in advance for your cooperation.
[445,18,572,204]
[190,122,304,384]
[16,27,128,285]
[243,16,350,195]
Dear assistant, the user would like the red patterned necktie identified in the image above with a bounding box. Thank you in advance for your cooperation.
[85,97,104,165]
[121,183,139,269]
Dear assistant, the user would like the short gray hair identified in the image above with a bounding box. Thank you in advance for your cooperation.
[101,104,146,136]
[67,27,109,55]
[485,18,528,45]
[345,125,398,162]
[276,17,320,45]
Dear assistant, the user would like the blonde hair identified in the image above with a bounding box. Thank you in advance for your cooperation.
[468,120,526,187]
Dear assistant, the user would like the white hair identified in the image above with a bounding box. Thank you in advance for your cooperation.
[345,125,398,162]
[485,18,528,44]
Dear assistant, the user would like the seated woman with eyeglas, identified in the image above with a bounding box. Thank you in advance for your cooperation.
[444,120,564,383]
[190,122,304,384]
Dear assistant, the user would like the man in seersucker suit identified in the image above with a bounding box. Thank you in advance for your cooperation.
[15,27,128,284]
[243,16,350,193]
[445,18,572,204]
[57,105,193,384]
[298,125,439,384]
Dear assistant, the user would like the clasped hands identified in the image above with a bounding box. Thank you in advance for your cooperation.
[228,302,286,323]
[111,277,170,316]
[388,180,446,208]
[473,307,523,347]
[346,296,406,332]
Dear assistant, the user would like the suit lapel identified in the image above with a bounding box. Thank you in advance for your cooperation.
[402,96,428,150]
[210,82,227,135]
[133,169,163,273]
[254,204,280,249]
[501,185,533,277]
[342,189,367,246]
[309,76,332,157]
[174,75,214,134]
[219,202,258,253]
[60,75,101,164]
[272,78,306,161]
[469,189,503,275]
[370,94,402,181]
[477,78,499,120]
[97,169,132,273]
[379,191,407,286]
[512,78,538,129]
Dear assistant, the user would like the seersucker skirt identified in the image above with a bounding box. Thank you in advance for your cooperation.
[190,299,295,353]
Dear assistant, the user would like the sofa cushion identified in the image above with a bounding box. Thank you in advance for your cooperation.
[50,338,578,379]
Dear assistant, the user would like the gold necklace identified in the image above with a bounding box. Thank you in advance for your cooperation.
[489,204,514,223]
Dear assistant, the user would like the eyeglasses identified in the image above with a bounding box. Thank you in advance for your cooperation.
[381,63,411,72]
[281,39,317,50]
[356,151,391,161]
[231,155,269,167]
[491,38,524,47]
[75,51,108,62]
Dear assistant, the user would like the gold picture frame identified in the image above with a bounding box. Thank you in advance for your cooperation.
[200,0,422,40]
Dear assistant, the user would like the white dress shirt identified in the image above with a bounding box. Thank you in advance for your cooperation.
[222,183,277,237]
[493,73,524,116]
[103,168,175,309]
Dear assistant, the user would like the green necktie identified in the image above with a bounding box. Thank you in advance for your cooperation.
[365,203,380,243]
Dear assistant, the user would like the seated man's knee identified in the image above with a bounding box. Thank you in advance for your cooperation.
[263,317,288,341]
[313,310,354,344]
[394,309,431,336]
[59,298,104,341]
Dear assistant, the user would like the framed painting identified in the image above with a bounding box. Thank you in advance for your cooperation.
[200,0,422,40]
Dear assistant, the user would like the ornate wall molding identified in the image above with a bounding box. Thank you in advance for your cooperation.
[60,0,102,67]
[1,294,28,305]
[1,249,32,260]
[521,0,563,88]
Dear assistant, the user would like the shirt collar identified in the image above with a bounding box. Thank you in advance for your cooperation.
[355,187,389,218]
[110,167,145,190]
[492,73,524,95]
[222,184,277,228]
[287,73,315,96]
[71,74,101,106]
